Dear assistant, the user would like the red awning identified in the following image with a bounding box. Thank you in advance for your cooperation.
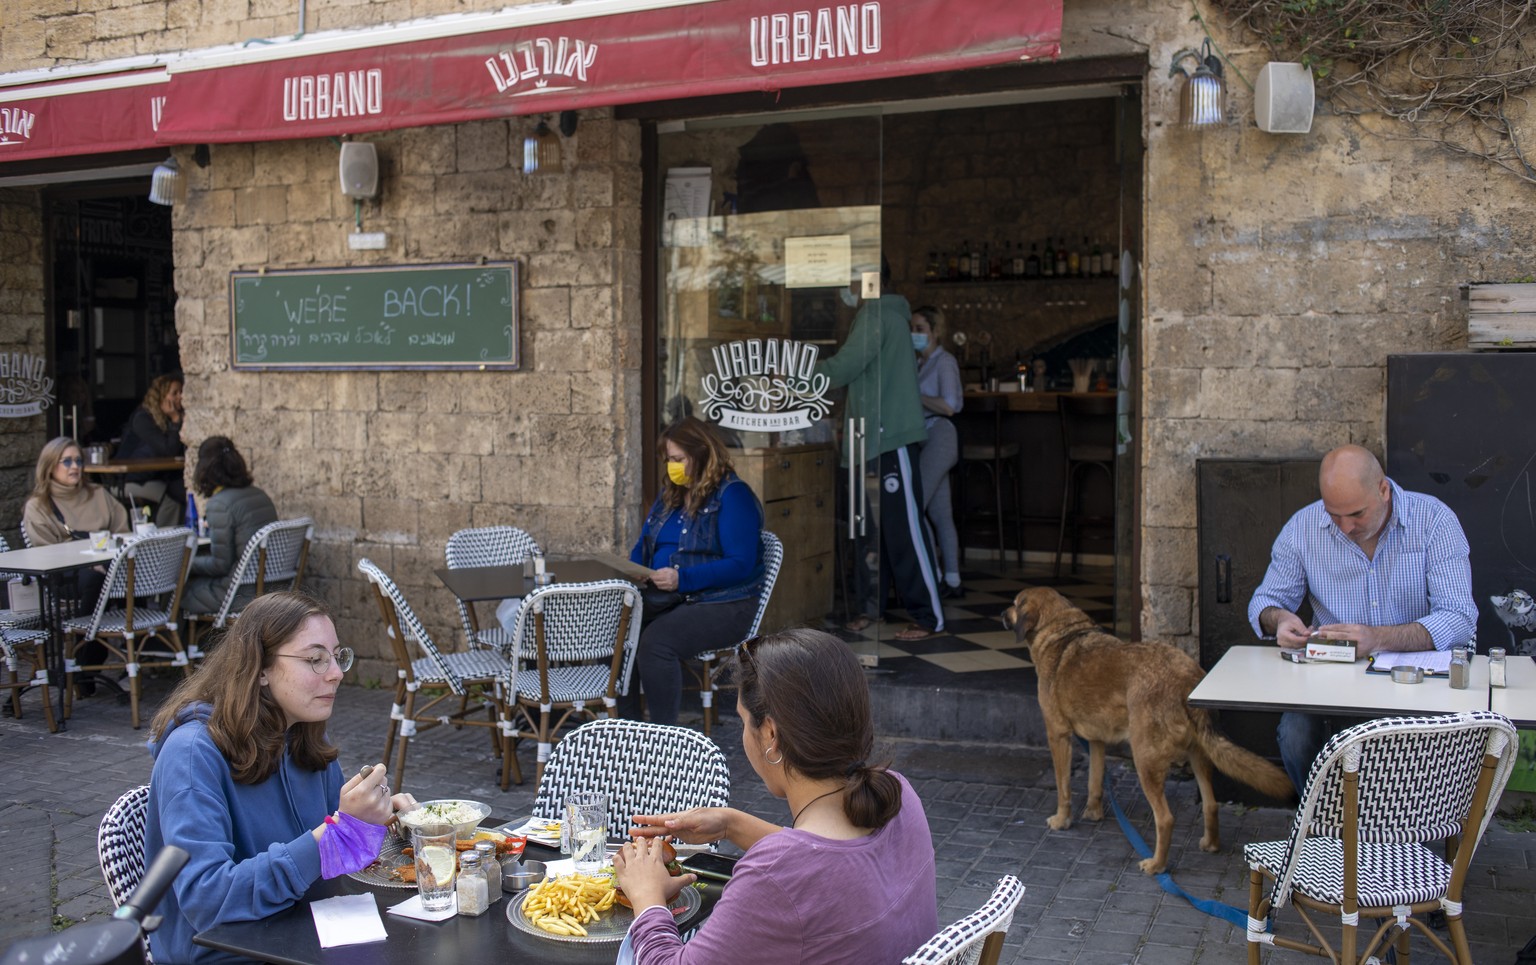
[0,67,168,162]
[158,0,1061,143]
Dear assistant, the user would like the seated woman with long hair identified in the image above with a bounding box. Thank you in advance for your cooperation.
[144,592,416,965]
[22,436,131,548]
[618,416,764,726]
[181,436,278,616]
[117,374,187,526]
[615,628,938,964]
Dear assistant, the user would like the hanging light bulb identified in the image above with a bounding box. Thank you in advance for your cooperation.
[148,156,181,205]
[522,120,562,175]
[1169,39,1226,129]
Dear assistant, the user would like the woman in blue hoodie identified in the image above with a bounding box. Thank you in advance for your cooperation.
[143,592,415,965]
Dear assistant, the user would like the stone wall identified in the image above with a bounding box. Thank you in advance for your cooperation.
[171,114,643,680]
[1130,7,1528,653]
[0,190,47,540]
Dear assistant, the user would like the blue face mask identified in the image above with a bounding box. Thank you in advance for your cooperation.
[911,333,930,352]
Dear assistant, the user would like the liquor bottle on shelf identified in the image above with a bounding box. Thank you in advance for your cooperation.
[1015,351,1029,392]
[1067,239,1081,278]
[1079,236,1091,277]
[1089,242,1103,277]
[1025,243,1040,279]
[969,242,982,281]
[946,249,960,281]
[1054,239,1067,278]
[926,251,939,281]
[989,243,1002,279]
[1012,243,1025,279]
[959,241,973,280]
[1041,238,1055,277]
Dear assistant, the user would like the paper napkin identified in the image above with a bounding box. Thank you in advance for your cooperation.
[310,894,388,947]
[386,893,458,922]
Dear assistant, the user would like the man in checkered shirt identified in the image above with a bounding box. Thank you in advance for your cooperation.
[1247,444,1477,793]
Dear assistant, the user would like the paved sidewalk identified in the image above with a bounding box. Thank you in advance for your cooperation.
[2,676,1532,964]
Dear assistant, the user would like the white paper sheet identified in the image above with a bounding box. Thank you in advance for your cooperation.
[386,893,458,922]
[1368,649,1454,675]
[310,893,388,947]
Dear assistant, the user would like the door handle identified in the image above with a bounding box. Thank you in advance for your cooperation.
[1216,554,1231,604]
[857,417,868,537]
[846,418,858,540]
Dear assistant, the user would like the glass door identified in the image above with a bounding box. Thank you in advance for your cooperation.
[657,113,940,663]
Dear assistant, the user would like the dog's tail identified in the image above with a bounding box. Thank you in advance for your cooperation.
[1190,708,1295,801]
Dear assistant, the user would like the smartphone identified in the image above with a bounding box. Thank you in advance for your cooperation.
[678,851,739,881]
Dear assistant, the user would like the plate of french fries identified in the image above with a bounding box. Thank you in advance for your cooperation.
[506,871,702,943]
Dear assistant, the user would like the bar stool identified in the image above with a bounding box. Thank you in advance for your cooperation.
[956,396,1025,568]
[1054,394,1116,575]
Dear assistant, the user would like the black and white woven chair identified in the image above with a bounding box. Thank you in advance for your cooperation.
[530,717,730,842]
[498,579,641,789]
[445,525,541,652]
[689,530,783,735]
[98,784,153,963]
[1245,711,1519,965]
[183,517,313,661]
[903,875,1025,965]
[63,528,196,729]
[1,627,54,730]
[0,535,42,632]
[359,558,511,793]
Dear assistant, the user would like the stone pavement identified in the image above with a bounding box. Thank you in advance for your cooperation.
[2,675,1533,964]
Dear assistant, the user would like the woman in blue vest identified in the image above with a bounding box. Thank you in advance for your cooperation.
[621,417,765,726]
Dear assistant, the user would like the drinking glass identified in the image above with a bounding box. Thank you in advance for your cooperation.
[565,793,608,873]
[412,824,458,913]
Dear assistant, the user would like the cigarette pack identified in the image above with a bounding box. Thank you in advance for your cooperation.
[1303,640,1357,662]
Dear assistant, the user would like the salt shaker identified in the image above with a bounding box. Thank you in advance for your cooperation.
[474,840,502,900]
[1448,647,1470,690]
[1488,647,1507,688]
[456,851,488,916]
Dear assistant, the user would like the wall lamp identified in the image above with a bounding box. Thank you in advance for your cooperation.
[1169,39,1226,128]
[523,111,579,175]
[147,156,180,205]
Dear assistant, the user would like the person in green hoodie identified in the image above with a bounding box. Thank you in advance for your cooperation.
[815,264,944,641]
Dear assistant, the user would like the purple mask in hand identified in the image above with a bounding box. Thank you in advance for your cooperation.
[318,812,388,879]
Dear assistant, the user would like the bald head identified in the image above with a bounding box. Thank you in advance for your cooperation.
[1319,445,1384,493]
[1319,445,1391,550]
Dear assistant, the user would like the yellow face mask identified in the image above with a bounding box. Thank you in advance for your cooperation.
[666,460,692,486]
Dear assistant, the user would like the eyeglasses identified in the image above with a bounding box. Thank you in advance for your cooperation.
[276,647,355,675]
[60,457,84,467]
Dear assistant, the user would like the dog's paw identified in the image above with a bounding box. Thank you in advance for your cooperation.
[1199,835,1220,853]
[1137,857,1167,875]
[1081,803,1104,822]
[1047,813,1072,831]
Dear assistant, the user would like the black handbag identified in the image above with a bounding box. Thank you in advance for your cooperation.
[640,585,685,618]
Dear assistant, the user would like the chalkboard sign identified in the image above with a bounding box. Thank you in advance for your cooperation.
[229,263,519,370]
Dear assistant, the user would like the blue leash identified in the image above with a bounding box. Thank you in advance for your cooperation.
[1076,739,1251,930]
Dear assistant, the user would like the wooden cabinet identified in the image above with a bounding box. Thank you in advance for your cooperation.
[730,444,836,632]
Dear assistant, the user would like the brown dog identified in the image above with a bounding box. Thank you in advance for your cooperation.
[1002,587,1293,874]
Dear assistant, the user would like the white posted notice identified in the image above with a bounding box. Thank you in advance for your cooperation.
[785,235,852,289]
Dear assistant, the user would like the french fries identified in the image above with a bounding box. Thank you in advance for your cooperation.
[520,873,617,936]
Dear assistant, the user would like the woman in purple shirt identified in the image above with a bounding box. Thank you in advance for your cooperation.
[615,628,938,964]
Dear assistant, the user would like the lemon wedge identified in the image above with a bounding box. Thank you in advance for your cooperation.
[418,844,456,886]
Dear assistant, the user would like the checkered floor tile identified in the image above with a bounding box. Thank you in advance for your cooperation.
[834,562,1114,690]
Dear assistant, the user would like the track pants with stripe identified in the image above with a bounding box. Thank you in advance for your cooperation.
[864,444,945,632]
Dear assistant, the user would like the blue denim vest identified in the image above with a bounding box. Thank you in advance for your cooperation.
[640,474,764,604]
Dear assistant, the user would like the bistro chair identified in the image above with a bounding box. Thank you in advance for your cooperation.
[444,525,541,652]
[688,530,783,735]
[529,717,730,843]
[62,528,197,729]
[0,534,42,631]
[358,558,512,794]
[1244,711,1519,965]
[1054,393,1116,576]
[498,579,640,789]
[183,517,313,661]
[98,784,154,964]
[903,874,1025,965]
[1,627,55,731]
